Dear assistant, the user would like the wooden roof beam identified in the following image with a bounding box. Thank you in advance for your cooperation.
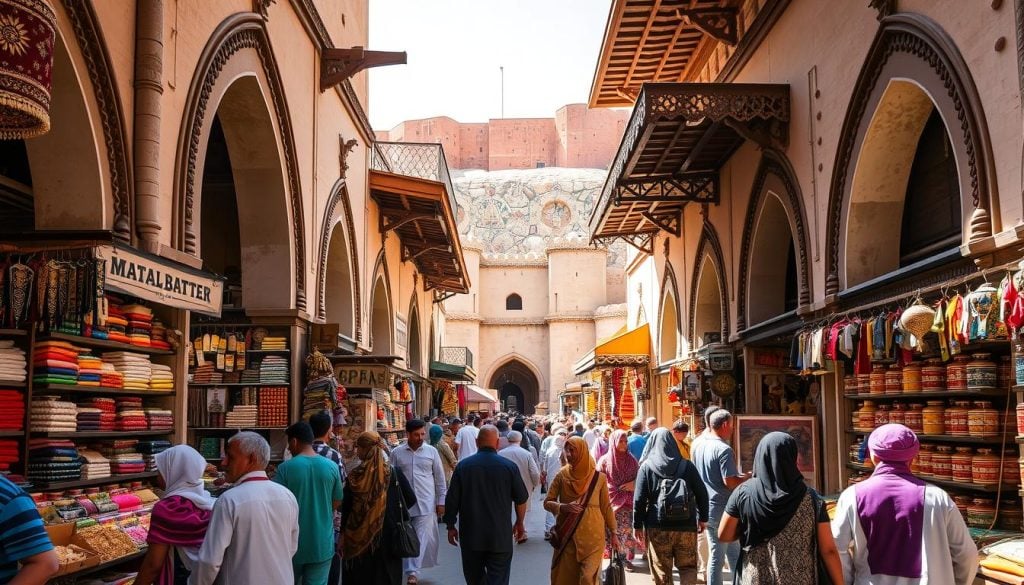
[320,47,407,92]
[623,0,664,88]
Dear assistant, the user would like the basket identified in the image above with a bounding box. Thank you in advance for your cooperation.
[900,303,936,350]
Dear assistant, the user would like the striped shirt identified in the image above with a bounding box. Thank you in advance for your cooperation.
[0,476,53,584]
[313,441,346,483]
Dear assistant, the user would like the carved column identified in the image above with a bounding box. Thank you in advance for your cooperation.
[133,0,164,253]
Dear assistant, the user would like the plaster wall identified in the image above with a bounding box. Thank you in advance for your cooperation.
[547,320,597,403]
[554,104,628,169]
[487,118,559,170]
[478,265,548,319]
[445,248,481,314]
[595,306,628,341]
[547,249,608,313]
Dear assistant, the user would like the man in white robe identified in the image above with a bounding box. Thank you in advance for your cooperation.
[499,431,540,543]
[540,428,568,538]
[391,419,447,584]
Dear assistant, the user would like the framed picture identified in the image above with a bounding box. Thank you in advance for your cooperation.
[733,415,819,489]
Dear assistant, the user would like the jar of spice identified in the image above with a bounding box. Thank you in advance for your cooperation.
[966,353,998,391]
[946,400,970,436]
[999,355,1013,390]
[932,446,953,480]
[968,400,999,437]
[922,359,946,392]
[905,403,925,433]
[968,498,997,529]
[972,448,1001,485]
[889,402,907,426]
[885,364,903,395]
[902,362,922,393]
[869,364,887,395]
[923,401,946,435]
[999,499,1024,531]
[844,375,859,396]
[918,444,935,476]
[874,404,891,428]
[857,373,872,394]
[951,447,974,483]
[947,355,971,391]
[858,401,878,432]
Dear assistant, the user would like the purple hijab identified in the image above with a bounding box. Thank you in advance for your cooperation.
[854,424,926,578]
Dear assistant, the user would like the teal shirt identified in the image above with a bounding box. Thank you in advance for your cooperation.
[274,454,343,564]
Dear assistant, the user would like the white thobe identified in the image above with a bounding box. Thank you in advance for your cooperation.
[455,425,480,461]
[583,428,598,451]
[831,483,978,585]
[391,443,446,575]
[191,471,299,585]
[540,444,565,531]
[499,444,540,501]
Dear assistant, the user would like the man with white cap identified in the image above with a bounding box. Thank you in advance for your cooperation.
[832,423,977,585]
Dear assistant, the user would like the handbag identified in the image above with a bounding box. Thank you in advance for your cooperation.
[601,553,627,585]
[388,468,421,558]
[549,471,601,554]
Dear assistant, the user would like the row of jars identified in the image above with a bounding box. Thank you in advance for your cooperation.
[852,399,1009,437]
[849,438,1015,486]
[844,353,1007,395]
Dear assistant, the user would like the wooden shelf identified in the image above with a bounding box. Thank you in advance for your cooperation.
[188,383,289,387]
[31,472,158,490]
[33,384,174,396]
[30,430,172,438]
[845,462,1015,493]
[189,426,287,432]
[39,332,173,355]
[845,389,1009,400]
[846,429,1013,444]
[0,430,24,437]
[246,349,290,354]
[0,328,27,336]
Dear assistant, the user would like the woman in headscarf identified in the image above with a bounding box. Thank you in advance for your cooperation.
[341,431,417,585]
[633,428,709,585]
[831,424,977,585]
[135,445,214,585]
[543,436,618,585]
[717,432,843,584]
[430,423,457,484]
[597,429,641,568]
[541,426,569,539]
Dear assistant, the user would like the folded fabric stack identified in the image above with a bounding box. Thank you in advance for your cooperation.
[259,356,289,384]
[302,377,339,420]
[76,407,113,432]
[104,300,130,344]
[79,397,116,431]
[258,387,289,427]
[98,362,124,389]
[31,398,78,431]
[0,390,25,431]
[259,336,287,351]
[222,370,241,384]
[78,449,111,480]
[77,354,103,387]
[224,405,258,428]
[122,304,153,348]
[149,363,173,390]
[0,341,26,383]
[145,408,173,431]
[0,439,19,472]
[115,397,147,431]
[97,440,145,475]
[240,368,261,384]
[32,340,80,386]
[27,439,81,483]
[102,352,151,390]
[137,439,171,471]
[192,363,220,384]
[150,320,172,351]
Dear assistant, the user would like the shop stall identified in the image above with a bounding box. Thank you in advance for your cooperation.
[573,324,651,425]
[328,355,416,451]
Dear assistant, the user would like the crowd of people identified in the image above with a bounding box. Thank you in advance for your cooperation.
[0,408,982,585]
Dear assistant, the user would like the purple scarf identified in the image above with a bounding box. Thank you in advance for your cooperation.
[854,425,926,578]
[148,496,212,585]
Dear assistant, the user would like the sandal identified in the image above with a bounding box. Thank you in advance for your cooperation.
[407,575,418,585]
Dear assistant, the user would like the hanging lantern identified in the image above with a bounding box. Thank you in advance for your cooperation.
[0,0,55,139]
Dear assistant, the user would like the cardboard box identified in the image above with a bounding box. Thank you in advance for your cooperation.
[45,524,101,576]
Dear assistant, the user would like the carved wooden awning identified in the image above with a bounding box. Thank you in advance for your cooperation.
[590,0,740,108]
[590,83,789,253]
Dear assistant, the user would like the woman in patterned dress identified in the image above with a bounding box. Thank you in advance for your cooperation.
[717,432,843,584]
[596,429,641,568]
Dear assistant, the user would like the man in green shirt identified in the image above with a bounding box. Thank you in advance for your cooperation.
[274,421,343,585]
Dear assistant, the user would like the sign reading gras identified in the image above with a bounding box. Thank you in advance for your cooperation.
[96,244,223,316]
[335,365,390,388]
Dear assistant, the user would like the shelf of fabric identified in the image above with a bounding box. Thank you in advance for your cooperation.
[0,379,25,387]
[38,332,174,356]
[845,429,1013,444]
[30,430,172,439]
[245,349,290,354]
[30,472,158,490]
[0,430,23,437]
[845,390,1009,400]
[189,426,286,432]
[187,383,289,388]
[33,384,175,396]
[845,462,1014,493]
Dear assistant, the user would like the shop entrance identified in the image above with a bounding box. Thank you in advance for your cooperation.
[488,360,540,414]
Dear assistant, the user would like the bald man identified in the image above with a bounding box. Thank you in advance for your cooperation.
[444,425,529,585]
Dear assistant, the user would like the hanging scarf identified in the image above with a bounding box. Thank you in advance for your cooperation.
[644,428,684,477]
[562,436,595,498]
[729,432,808,549]
[429,424,443,446]
[854,424,926,579]
[597,430,638,510]
[343,432,390,560]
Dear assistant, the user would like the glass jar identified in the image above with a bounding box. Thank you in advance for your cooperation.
[946,400,970,436]
[889,402,907,426]
[932,446,953,480]
[947,354,971,391]
[966,353,997,391]
[968,498,997,528]
[905,403,924,433]
[972,448,1001,485]
[968,400,999,437]
[922,359,946,392]
[902,362,922,393]
[922,401,946,435]
[843,375,859,396]
[918,444,935,476]
[869,363,886,395]
[951,447,974,482]
[874,404,891,428]
[885,364,903,395]
[999,355,1013,390]
[858,401,878,432]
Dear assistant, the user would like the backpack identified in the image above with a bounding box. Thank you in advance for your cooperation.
[654,459,693,524]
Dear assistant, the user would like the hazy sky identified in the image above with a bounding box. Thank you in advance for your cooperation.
[368,0,611,131]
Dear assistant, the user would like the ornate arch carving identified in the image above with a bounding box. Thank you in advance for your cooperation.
[61,0,132,241]
[315,179,362,339]
[174,13,307,310]
[824,13,999,295]
[689,221,730,343]
[737,150,811,331]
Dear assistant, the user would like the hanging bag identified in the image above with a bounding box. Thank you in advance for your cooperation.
[388,468,421,558]
[601,552,627,585]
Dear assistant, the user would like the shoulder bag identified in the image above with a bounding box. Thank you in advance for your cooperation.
[549,471,601,558]
[388,467,421,558]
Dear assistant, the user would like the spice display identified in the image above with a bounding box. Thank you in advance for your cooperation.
[945,400,969,437]
[921,359,946,392]
[922,401,945,435]
[967,400,999,437]
[946,355,970,391]
[902,362,922,393]
[884,365,902,395]
[74,524,139,562]
[965,353,997,391]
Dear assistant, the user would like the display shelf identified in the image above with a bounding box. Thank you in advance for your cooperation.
[845,429,1013,444]
[187,383,289,388]
[189,426,287,432]
[31,472,158,490]
[38,332,174,355]
[0,430,24,437]
[845,389,1009,400]
[51,549,147,582]
[845,462,1014,493]
[33,384,174,396]
[0,379,25,387]
[0,328,27,336]
[245,349,290,354]
[30,430,172,438]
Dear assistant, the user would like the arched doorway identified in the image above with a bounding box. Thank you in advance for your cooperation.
[488,360,541,414]
[324,222,355,335]
[659,267,680,364]
[408,304,423,374]
[370,277,393,356]
[748,193,799,325]
[692,255,724,350]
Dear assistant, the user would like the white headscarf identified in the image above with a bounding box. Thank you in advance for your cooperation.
[155,445,215,510]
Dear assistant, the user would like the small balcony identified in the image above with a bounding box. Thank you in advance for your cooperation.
[430,346,476,382]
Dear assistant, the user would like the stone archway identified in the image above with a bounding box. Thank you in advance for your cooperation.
[407,298,423,374]
[658,262,681,364]
[689,223,729,346]
[369,276,393,356]
[824,13,999,294]
[488,359,542,414]
[316,179,361,339]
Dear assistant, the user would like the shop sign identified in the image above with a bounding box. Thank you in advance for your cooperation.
[335,365,390,388]
[96,244,223,316]
[707,344,734,371]
[753,349,788,369]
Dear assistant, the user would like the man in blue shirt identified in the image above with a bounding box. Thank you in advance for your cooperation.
[0,475,58,584]
[627,420,647,461]
[444,425,528,585]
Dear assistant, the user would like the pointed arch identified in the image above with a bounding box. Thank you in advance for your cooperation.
[316,178,362,340]
[824,13,999,295]
[407,292,423,374]
[484,353,546,414]
[689,222,730,346]
[369,250,393,355]
[658,261,682,364]
[737,150,811,332]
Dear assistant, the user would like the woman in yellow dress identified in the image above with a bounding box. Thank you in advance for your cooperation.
[543,436,620,585]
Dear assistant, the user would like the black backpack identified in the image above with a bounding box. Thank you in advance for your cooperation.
[655,459,693,524]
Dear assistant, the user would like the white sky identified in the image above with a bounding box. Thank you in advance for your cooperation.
[368,0,612,131]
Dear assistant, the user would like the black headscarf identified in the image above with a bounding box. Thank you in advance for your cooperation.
[730,431,808,549]
[644,428,684,477]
